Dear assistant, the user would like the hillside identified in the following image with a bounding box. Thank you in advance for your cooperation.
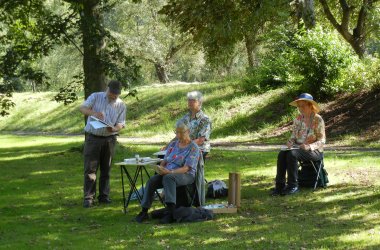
[1,81,380,146]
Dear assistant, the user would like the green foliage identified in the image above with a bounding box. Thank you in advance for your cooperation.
[289,27,354,99]
[161,0,290,68]
[0,92,15,117]
[54,74,83,105]
[340,56,380,91]
[245,26,357,99]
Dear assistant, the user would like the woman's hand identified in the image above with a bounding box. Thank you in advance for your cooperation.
[300,144,311,151]
[158,166,171,176]
[286,141,293,148]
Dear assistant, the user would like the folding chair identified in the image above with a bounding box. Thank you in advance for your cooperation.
[154,150,205,208]
[298,154,328,190]
[176,153,205,207]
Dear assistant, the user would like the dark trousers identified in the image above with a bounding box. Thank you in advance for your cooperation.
[141,173,194,209]
[83,134,116,201]
[276,149,322,188]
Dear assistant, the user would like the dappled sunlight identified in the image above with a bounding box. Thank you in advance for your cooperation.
[30,169,64,175]
[1,135,380,248]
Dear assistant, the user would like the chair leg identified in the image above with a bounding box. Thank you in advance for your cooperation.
[310,161,320,190]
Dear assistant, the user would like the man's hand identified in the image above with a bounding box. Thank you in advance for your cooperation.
[92,111,104,120]
[106,123,123,133]
[106,126,116,132]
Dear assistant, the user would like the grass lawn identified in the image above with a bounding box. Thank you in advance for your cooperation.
[1,135,380,249]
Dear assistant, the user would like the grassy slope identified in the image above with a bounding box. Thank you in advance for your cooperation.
[2,81,380,146]
[0,135,379,249]
[0,81,297,143]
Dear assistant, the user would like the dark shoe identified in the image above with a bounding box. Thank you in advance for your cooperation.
[135,211,149,223]
[98,198,112,204]
[159,214,174,224]
[83,199,93,208]
[281,186,299,196]
[151,208,169,219]
[270,188,282,196]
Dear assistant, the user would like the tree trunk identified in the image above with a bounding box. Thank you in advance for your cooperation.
[318,0,370,58]
[244,34,258,69]
[293,0,316,29]
[302,0,316,29]
[81,0,106,99]
[154,63,169,83]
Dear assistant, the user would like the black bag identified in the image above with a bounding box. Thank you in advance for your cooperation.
[206,180,228,198]
[298,161,329,188]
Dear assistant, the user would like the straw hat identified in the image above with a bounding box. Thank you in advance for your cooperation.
[289,93,320,113]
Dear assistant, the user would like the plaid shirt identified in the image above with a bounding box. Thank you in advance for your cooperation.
[180,110,212,152]
[289,113,326,151]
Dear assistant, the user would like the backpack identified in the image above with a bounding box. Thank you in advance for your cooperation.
[298,161,329,188]
[206,180,228,198]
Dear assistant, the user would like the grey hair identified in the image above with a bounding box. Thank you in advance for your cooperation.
[187,91,203,103]
[175,119,190,131]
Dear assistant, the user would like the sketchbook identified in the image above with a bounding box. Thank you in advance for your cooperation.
[280,145,300,151]
[89,116,113,129]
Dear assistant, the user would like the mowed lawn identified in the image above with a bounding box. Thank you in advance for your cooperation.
[0,135,380,249]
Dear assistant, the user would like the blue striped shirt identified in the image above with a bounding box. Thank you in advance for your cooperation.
[82,92,126,136]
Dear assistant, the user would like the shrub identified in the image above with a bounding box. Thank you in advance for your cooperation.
[288,27,354,99]
[244,26,358,99]
[340,56,380,91]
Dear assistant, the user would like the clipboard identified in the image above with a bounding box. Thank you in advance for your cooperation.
[89,116,113,129]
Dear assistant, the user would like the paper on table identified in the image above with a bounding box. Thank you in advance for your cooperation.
[89,116,113,129]
[153,150,166,156]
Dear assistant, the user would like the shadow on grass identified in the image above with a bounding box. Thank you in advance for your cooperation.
[212,88,296,138]
[1,138,379,249]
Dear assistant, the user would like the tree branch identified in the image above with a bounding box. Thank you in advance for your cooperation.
[318,0,341,31]
[63,30,84,56]
[339,0,351,31]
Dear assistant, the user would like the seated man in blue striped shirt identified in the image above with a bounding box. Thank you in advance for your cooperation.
[79,80,126,208]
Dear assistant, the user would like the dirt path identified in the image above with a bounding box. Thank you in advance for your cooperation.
[5,132,380,152]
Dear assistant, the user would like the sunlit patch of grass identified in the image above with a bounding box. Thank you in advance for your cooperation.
[0,135,380,249]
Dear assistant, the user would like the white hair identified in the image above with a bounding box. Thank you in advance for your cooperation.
[187,91,203,103]
[175,119,190,131]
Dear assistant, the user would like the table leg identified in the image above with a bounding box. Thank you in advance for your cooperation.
[120,166,126,214]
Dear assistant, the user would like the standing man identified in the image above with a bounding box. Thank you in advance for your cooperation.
[162,91,212,160]
[79,80,126,208]
[181,91,212,161]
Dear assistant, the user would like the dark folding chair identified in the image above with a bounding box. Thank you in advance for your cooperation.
[175,153,204,208]
[298,154,328,190]
[155,151,205,208]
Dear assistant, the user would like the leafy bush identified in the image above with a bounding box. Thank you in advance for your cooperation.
[244,26,357,99]
[289,27,354,99]
[340,56,380,91]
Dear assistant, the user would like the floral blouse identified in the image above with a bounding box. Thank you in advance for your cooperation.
[180,110,212,152]
[164,140,200,176]
[288,113,326,151]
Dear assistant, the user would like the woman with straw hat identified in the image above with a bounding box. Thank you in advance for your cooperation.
[271,93,326,196]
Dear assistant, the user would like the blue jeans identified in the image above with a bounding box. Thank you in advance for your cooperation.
[141,173,195,209]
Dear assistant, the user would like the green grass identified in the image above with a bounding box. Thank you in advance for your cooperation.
[0,81,297,143]
[1,134,380,249]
